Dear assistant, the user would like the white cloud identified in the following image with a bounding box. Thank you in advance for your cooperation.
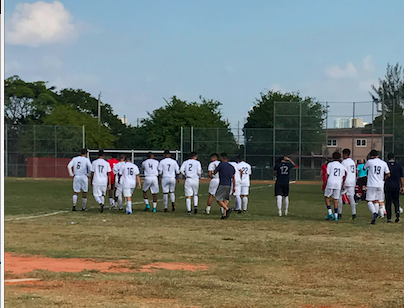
[325,62,358,79]
[6,1,76,47]
[269,83,284,92]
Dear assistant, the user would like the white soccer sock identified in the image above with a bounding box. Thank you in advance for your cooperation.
[337,196,343,214]
[117,195,123,209]
[170,193,175,203]
[144,199,149,205]
[82,198,87,209]
[242,196,248,211]
[235,195,241,210]
[127,201,132,213]
[193,196,198,207]
[276,195,282,212]
[374,202,380,215]
[283,196,289,214]
[221,207,224,215]
[367,201,376,214]
[206,205,211,213]
[73,195,78,206]
[100,196,105,205]
[153,202,157,209]
[327,208,332,215]
[109,198,114,206]
[95,196,101,204]
[186,198,191,212]
[379,205,385,217]
[348,195,356,215]
[163,194,168,208]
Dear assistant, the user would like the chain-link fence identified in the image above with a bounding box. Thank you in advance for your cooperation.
[5,124,85,177]
[181,100,404,180]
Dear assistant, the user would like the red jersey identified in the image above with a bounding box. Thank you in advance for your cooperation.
[321,163,327,191]
[107,158,119,184]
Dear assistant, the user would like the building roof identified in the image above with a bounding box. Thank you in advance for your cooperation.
[326,128,392,137]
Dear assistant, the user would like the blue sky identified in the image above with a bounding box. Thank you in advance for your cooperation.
[5,0,404,127]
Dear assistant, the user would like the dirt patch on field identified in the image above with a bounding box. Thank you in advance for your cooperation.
[4,252,208,277]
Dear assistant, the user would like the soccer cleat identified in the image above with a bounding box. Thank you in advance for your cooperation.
[204,210,210,215]
[144,204,150,211]
[172,202,176,212]
[152,208,157,213]
[243,210,247,213]
[125,211,132,214]
[237,210,242,214]
[334,215,338,221]
[72,206,77,211]
[187,211,192,216]
[225,208,233,219]
[119,207,123,211]
[284,210,288,216]
[386,219,392,223]
[164,208,168,212]
[395,216,400,223]
[99,204,104,213]
[194,208,198,214]
[81,208,87,212]
[350,214,357,220]
[338,213,342,219]
[326,214,333,220]
[220,215,226,219]
[278,211,282,217]
[371,213,378,224]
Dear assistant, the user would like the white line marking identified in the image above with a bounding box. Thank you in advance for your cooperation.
[5,278,41,283]
[4,211,68,221]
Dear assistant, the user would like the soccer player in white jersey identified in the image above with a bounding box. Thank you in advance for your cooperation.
[205,153,220,215]
[364,150,390,224]
[91,149,111,213]
[238,155,252,213]
[158,150,180,212]
[180,152,202,215]
[142,152,160,212]
[338,148,357,220]
[119,156,141,214]
[67,149,92,211]
[324,152,347,221]
[113,154,126,211]
[229,158,242,213]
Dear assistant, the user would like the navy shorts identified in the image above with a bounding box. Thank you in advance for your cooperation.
[275,182,289,197]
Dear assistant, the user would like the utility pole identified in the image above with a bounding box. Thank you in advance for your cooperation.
[97,92,102,126]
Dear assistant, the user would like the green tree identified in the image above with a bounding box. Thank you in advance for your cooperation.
[368,63,404,157]
[5,75,58,125]
[244,90,325,167]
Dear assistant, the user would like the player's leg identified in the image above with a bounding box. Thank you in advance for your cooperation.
[123,188,133,214]
[193,180,199,214]
[385,191,392,222]
[161,178,169,212]
[143,178,151,211]
[392,191,400,222]
[151,177,159,212]
[184,179,193,215]
[337,193,343,218]
[282,184,289,215]
[241,186,249,212]
[366,187,378,224]
[108,184,115,209]
[169,179,176,211]
[378,190,386,218]
[332,190,340,220]
[324,188,334,220]
[81,177,89,211]
[72,176,81,211]
[275,183,282,216]
[116,186,123,210]
[206,179,218,214]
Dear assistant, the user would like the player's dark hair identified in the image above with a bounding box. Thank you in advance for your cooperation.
[125,156,131,162]
[387,152,395,160]
[342,148,351,156]
[164,149,170,155]
[332,152,341,160]
[98,149,104,157]
[119,154,125,160]
[111,153,117,159]
[220,152,228,159]
[81,149,87,155]
[148,152,153,158]
[190,151,198,158]
[369,150,379,157]
[210,153,219,159]
[237,154,244,161]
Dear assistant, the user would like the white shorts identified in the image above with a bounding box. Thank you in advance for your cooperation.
[324,188,340,199]
[143,177,159,194]
[343,186,355,196]
[162,178,176,193]
[241,186,249,195]
[208,179,219,195]
[185,178,199,197]
[73,175,88,193]
[231,183,241,196]
[115,185,122,197]
[123,187,135,198]
[367,187,384,202]
[93,184,107,197]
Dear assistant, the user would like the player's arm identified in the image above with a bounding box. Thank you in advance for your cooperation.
[67,160,74,177]
[213,164,220,175]
[232,174,236,194]
[400,175,404,194]
[285,156,296,167]
[107,171,111,190]
[136,174,142,189]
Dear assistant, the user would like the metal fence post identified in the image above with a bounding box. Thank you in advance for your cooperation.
[273,102,276,170]
[382,97,385,160]
[180,126,183,165]
[352,102,356,159]
[298,101,302,181]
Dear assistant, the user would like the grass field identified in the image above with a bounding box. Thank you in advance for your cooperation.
[4,177,404,308]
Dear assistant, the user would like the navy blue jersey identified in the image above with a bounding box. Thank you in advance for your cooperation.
[274,162,294,184]
[216,162,235,186]
[385,161,403,191]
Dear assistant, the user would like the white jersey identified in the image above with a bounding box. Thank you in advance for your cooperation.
[180,159,202,180]
[364,158,390,188]
[113,161,125,177]
[326,161,347,189]
[119,162,140,188]
[91,158,111,186]
[158,158,180,179]
[229,162,241,183]
[208,160,220,180]
[142,159,159,177]
[67,156,92,177]
[342,158,356,187]
[238,161,252,186]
